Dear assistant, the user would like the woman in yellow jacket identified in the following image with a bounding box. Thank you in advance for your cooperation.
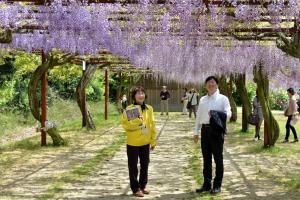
[121,86,157,197]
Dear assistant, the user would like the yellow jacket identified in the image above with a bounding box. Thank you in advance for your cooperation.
[121,104,157,147]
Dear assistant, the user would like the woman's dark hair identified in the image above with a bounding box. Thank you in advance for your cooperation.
[131,86,147,101]
[287,88,295,95]
[205,76,219,85]
[131,86,147,111]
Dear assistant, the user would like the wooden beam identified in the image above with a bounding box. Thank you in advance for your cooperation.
[15,24,299,34]
[5,0,166,5]
[5,0,290,6]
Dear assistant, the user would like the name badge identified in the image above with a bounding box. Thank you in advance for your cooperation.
[142,126,148,135]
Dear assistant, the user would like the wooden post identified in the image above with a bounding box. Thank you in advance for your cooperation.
[241,74,246,131]
[117,71,122,101]
[105,68,108,120]
[229,77,233,94]
[82,61,87,127]
[41,51,47,146]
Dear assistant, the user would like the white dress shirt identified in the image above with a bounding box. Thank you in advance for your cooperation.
[187,92,198,106]
[194,89,232,135]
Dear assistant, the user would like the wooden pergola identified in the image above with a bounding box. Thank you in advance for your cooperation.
[29,49,152,145]
[1,0,299,146]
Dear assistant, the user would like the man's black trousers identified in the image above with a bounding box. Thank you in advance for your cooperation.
[201,126,224,189]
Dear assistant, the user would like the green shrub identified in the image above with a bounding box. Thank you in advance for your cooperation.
[232,81,288,110]
[232,81,256,106]
[0,52,107,114]
[0,52,39,113]
[269,90,288,110]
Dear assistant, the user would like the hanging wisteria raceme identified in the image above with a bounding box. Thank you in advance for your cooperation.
[0,0,299,86]
[128,33,300,86]
[0,1,124,55]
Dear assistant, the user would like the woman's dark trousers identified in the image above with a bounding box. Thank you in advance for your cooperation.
[127,144,150,193]
[285,115,298,141]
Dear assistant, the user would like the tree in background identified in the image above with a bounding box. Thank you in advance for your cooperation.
[253,63,280,147]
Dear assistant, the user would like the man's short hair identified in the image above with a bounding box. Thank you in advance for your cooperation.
[205,76,219,85]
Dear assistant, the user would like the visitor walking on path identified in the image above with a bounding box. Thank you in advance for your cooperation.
[187,88,198,119]
[160,86,170,115]
[181,88,189,115]
[283,88,299,143]
[193,76,231,195]
[121,94,128,109]
[121,86,157,197]
[253,90,264,141]
[117,94,129,114]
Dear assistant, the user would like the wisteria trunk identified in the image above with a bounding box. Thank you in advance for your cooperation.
[253,64,280,147]
[234,73,252,132]
[116,72,124,101]
[28,54,65,146]
[219,75,237,122]
[0,29,12,43]
[76,65,97,130]
[276,32,300,59]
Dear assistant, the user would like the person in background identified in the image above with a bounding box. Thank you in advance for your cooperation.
[181,88,189,115]
[187,88,198,119]
[296,90,300,114]
[160,86,170,115]
[121,94,128,110]
[283,88,299,143]
[121,86,157,197]
[253,90,264,141]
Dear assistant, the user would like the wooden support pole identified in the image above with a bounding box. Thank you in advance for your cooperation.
[105,68,109,120]
[82,61,87,127]
[41,51,47,146]
[241,73,248,132]
[229,77,233,94]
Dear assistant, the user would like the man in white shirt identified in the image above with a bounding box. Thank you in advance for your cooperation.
[194,76,231,194]
[187,88,199,118]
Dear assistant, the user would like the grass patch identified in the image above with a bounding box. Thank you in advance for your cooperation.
[187,143,203,185]
[246,145,289,154]
[257,168,300,191]
[6,136,43,150]
[285,175,300,191]
[227,109,300,156]
[0,110,35,138]
[0,99,121,188]
[49,98,120,132]
[182,137,221,200]
[0,98,120,144]
[37,133,126,200]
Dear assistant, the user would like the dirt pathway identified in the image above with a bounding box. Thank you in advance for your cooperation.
[1,114,299,199]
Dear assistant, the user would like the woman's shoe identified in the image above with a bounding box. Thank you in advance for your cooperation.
[282,139,289,143]
[141,188,150,194]
[133,190,144,197]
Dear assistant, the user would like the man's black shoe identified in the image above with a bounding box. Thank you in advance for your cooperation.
[210,187,221,194]
[196,187,211,193]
